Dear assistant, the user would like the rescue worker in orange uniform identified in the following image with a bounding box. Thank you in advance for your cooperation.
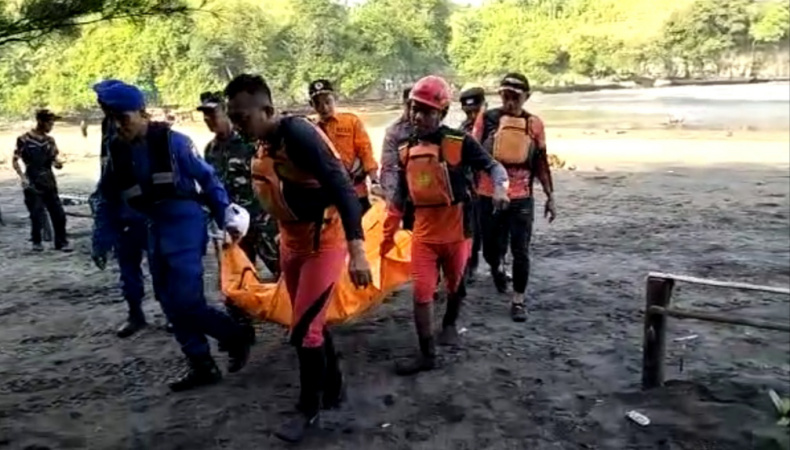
[225,74,372,443]
[309,79,380,214]
[458,87,487,283]
[381,76,509,376]
[479,73,556,322]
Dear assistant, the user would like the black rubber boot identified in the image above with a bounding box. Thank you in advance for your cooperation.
[168,354,223,392]
[438,291,463,347]
[116,312,147,338]
[275,346,325,444]
[466,252,479,284]
[395,303,436,376]
[225,329,253,374]
[322,330,345,409]
[219,303,256,352]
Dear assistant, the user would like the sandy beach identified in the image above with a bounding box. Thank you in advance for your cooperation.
[0,118,788,449]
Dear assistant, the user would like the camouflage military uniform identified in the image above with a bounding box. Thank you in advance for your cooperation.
[204,132,278,276]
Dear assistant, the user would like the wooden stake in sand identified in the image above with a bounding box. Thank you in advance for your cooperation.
[641,272,790,390]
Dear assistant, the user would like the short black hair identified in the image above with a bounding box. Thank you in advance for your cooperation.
[402,86,412,102]
[224,74,273,102]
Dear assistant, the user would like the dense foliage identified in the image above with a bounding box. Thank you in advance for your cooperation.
[0,0,787,116]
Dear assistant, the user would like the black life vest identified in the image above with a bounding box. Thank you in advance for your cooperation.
[108,122,188,211]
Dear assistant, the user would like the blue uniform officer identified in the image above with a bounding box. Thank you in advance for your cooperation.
[91,79,168,339]
[91,82,252,392]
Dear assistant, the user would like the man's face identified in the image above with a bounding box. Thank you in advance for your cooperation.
[311,93,335,119]
[500,89,528,116]
[202,108,231,134]
[410,101,443,135]
[227,91,274,140]
[37,119,54,134]
[112,111,148,142]
[462,103,483,122]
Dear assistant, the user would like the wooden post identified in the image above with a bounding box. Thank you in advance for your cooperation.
[642,276,675,389]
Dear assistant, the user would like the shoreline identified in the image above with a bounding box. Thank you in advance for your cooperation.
[2,78,788,128]
[1,126,787,185]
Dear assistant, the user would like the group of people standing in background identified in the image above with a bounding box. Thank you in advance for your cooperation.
[10,70,555,444]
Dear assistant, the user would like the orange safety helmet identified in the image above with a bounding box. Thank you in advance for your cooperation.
[409,75,452,110]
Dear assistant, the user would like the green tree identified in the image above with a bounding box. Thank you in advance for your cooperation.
[0,0,201,47]
[750,1,790,45]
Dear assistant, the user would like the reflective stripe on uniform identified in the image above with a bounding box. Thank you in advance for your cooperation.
[122,185,142,200]
[151,172,174,184]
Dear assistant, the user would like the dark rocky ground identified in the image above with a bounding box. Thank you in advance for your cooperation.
[1,165,788,450]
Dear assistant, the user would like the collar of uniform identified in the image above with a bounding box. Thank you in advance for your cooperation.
[415,126,446,144]
[498,108,529,119]
[318,114,337,125]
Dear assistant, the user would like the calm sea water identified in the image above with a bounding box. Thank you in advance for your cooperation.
[359,82,790,132]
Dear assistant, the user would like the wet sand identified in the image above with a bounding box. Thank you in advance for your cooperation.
[0,130,789,449]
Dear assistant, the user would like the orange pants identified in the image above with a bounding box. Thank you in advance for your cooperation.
[411,239,471,304]
[282,246,346,348]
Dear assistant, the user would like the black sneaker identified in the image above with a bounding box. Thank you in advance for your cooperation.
[116,317,147,338]
[437,326,459,347]
[225,335,253,373]
[168,356,223,392]
[274,412,320,443]
[394,354,436,376]
[394,337,437,376]
[31,243,44,252]
[55,242,73,253]
[510,303,527,322]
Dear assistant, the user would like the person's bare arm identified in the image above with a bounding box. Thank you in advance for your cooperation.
[12,137,27,185]
[51,138,64,169]
[529,117,555,222]
[530,117,553,197]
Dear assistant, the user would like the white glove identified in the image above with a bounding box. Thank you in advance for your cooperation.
[224,203,250,239]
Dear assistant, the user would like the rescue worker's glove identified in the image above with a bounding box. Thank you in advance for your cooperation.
[348,239,373,288]
[224,203,250,242]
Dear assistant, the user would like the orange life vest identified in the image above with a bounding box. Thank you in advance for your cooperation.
[398,134,465,208]
[492,115,534,165]
[478,114,536,197]
[250,120,341,223]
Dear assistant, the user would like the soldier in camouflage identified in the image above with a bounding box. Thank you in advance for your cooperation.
[198,91,278,275]
[198,91,268,345]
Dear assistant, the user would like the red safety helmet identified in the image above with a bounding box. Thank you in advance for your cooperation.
[409,75,452,110]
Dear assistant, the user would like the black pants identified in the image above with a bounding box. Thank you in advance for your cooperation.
[480,197,533,294]
[24,186,67,247]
